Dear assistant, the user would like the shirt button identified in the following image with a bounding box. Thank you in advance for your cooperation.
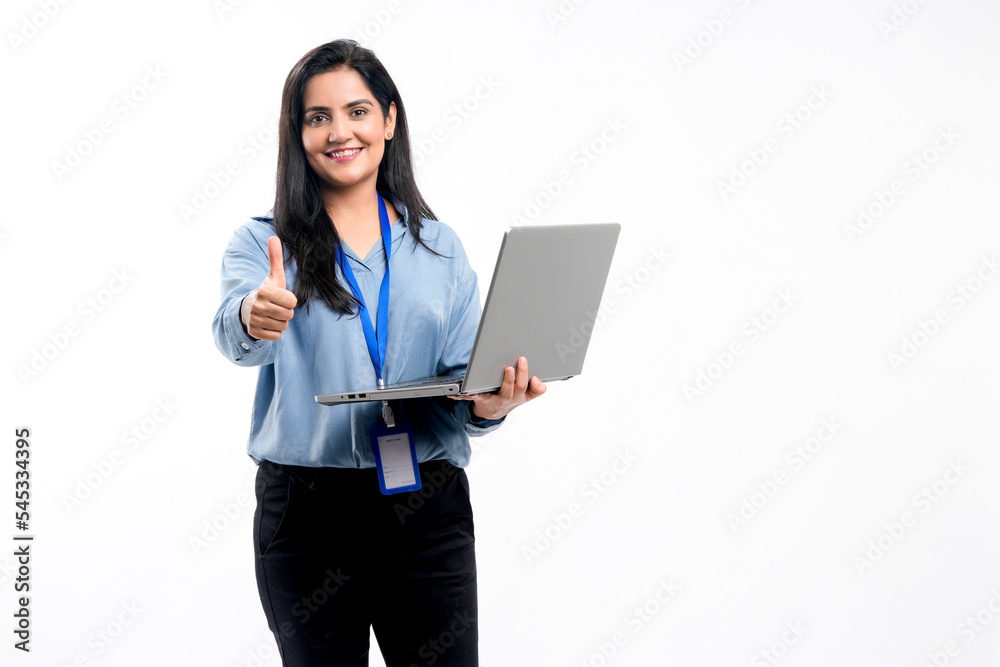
[241,342,250,350]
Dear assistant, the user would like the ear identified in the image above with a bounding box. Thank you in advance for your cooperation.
[385,101,397,138]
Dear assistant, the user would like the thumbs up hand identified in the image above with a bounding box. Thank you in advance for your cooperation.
[263,235,289,290]
[243,236,298,341]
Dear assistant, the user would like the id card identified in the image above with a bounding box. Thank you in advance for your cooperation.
[370,422,421,495]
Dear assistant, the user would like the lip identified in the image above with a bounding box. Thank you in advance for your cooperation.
[325,147,363,162]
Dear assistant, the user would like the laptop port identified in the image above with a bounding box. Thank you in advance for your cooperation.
[348,394,356,399]
[359,393,366,398]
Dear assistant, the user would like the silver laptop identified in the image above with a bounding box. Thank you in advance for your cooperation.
[315,222,621,405]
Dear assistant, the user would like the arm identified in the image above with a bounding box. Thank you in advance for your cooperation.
[212,229,296,367]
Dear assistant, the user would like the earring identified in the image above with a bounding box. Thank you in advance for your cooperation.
[386,131,393,139]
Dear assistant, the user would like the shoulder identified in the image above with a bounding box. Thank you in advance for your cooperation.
[226,212,277,253]
[412,217,467,255]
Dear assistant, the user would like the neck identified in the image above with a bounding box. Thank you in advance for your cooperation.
[322,179,384,231]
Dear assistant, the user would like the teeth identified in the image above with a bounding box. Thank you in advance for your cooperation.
[328,148,361,158]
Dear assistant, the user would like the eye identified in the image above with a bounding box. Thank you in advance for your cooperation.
[350,108,368,117]
[307,113,328,124]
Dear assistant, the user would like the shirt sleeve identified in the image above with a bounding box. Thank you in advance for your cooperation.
[212,225,281,367]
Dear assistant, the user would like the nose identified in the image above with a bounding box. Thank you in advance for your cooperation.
[327,113,350,144]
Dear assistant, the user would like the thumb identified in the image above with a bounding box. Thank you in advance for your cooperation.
[266,236,286,289]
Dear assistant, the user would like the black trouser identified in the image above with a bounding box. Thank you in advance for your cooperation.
[253,458,478,667]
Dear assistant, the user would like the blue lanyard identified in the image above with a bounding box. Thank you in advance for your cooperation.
[335,193,392,384]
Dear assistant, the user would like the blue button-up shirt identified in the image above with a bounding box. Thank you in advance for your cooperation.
[212,200,503,468]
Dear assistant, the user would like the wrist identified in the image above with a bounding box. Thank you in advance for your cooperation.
[240,290,260,341]
[470,403,503,424]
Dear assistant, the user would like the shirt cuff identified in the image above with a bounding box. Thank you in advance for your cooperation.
[468,407,505,429]
[227,292,269,362]
[240,289,260,341]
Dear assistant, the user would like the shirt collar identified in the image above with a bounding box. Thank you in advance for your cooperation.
[386,192,409,243]
[254,191,410,245]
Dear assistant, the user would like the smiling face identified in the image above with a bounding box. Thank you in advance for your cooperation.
[300,68,396,196]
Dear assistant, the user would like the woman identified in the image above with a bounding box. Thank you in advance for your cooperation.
[212,39,545,666]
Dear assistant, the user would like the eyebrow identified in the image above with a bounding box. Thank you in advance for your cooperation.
[303,99,375,114]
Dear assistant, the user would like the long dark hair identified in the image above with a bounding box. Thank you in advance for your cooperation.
[273,39,440,315]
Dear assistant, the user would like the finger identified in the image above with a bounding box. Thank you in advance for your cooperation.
[257,310,293,328]
[252,330,281,342]
[259,285,298,310]
[498,365,516,401]
[513,356,530,396]
[250,312,291,334]
[266,236,286,289]
[252,293,296,322]
[249,300,294,333]
[525,376,547,400]
[269,307,296,322]
[248,319,285,341]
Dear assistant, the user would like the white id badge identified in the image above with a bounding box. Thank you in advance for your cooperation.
[370,421,421,495]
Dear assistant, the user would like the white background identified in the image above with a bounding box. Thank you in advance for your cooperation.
[2,0,1000,665]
